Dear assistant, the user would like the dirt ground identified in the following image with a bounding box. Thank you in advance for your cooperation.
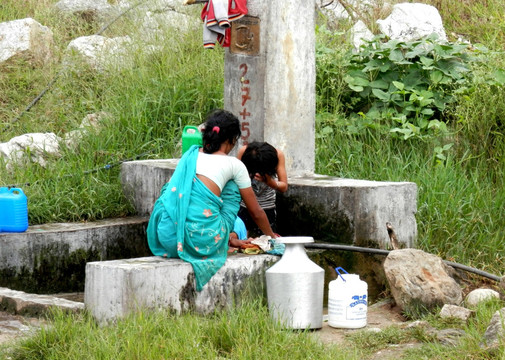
[316,298,407,345]
[0,311,47,347]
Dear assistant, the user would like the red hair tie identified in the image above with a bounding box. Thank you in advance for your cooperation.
[212,126,220,134]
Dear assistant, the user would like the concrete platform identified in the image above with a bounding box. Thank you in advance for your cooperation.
[0,287,83,316]
[84,254,278,324]
[0,217,150,293]
[121,160,418,248]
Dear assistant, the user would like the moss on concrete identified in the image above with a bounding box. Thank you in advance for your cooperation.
[307,248,387,304]
[276,196,354,244]
[0,223,151,294]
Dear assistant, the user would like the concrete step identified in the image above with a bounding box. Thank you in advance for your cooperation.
[121,160,418,248]
[0,287,83,317]
[84,254,278,324]
[0,217,150,293]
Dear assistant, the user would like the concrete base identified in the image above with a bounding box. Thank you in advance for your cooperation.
[121,160,417,248]
[277,175,417,248]
[0,217,150,293]
[84,254,278,324]
[0,287,83,316]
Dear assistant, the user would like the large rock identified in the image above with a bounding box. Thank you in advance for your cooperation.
[439,304,474,322]
[465,288,500,308]
[62,112,107,149]
[0,133,60,169]
[483,308,505,348]
[54,0,118,21]
[138,10,198,43]
[0,18,53,64]
[376,3,447,42]
[64,35,133,71]
[384,249,462,313]
[351,20,374,50]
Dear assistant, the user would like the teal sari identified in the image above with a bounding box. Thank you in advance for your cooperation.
[146,145,241,291]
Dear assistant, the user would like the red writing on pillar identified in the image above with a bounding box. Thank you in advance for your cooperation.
[239,63,251,145]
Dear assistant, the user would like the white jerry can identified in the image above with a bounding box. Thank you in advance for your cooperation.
[328,267,368,329]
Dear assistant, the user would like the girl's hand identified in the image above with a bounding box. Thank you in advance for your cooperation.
[253,173,265,182]
[229,233,252,248]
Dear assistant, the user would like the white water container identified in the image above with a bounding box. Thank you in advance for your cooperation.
[328,267,368,329]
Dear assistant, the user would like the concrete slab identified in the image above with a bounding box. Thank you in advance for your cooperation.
[0,287,83,316]
[277,175,417,248]
[121,159,178,216]
[84,254,278,324]
[121,160,417,247]
[0,217,150,293]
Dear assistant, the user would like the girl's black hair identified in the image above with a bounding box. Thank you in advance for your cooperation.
[202,109,241,154]
[241,141,278,178]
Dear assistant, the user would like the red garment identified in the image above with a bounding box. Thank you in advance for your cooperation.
[201,0,248,48]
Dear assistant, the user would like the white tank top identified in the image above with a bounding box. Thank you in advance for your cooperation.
[196,152,251,191]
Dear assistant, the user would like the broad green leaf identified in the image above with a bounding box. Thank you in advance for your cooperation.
[372,88,390,101]
[420,90,434,98]
[379,62,392,72]
[369,80,389,89]
[353,77,371,86]
[491,69,505,85]
[418,118,429,129]
[348,85,364,92]
[419,98,434,107]
[320,126,334,136]
[392,81,404,90]
[420,56,434,67]
[430,71,443,83]
[405,48,425,59]
[389,49,404,62]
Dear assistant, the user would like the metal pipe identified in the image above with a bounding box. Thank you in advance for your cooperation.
[304,243,502,282]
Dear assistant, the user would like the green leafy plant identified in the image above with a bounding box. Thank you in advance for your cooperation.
[433,143,454,166]
[342,34,480,139]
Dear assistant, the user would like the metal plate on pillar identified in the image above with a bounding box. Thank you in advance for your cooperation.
[230,16,260,56]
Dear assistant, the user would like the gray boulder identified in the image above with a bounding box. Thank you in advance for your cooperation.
[439,304,474,322]
[376,3,447,42]
[54,0,118,21]
[465,288,500,308]
[64,35,133,72]
[0,133,61,169]
[384,249,462,313]
[0,18,53,64]
[350,20,374,50]
[483,308,505,348]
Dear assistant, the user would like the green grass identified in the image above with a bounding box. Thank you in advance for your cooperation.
[0,303,356,360]
[2,299,504,359]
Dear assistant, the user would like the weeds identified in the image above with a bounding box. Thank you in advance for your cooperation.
[1,303,356,360]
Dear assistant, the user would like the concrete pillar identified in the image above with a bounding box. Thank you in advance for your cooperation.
[224,0,316,176]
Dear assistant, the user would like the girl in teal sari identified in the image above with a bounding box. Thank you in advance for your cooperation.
[147,110,276,291]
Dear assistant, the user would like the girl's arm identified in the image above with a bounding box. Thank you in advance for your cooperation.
[239,186,276,238]
[265,148,288,193]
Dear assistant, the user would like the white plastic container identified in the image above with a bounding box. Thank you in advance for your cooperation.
[328,267,368,329]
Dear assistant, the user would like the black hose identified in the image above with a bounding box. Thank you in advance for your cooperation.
[304,243,502,282]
